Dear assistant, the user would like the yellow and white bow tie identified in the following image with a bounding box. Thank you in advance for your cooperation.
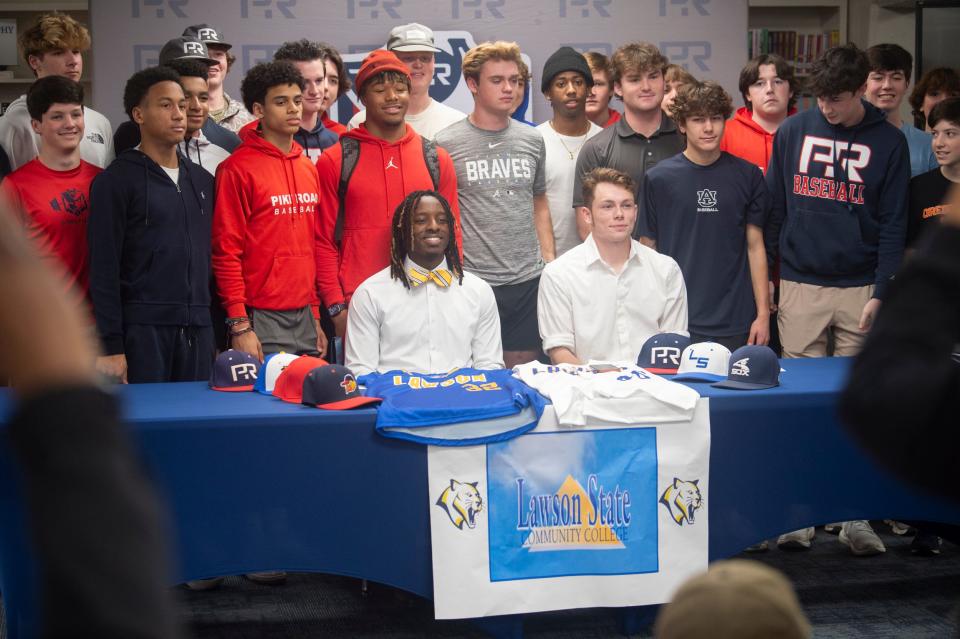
[409,267,452,288]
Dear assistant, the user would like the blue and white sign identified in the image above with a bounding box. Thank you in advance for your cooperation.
[428,400,711,619]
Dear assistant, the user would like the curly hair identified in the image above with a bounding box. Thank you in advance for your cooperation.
[27,75,84,121]
[581,167,637,209]
[669,80,733,125]
[164,58,208,82]
[123,66,180,120]
[240,61,304,114]
[389,190,463,290]
[808,44,869,98]
[274,38,325,63]
[909,67,960,121]
[610,42,668,86]
[738,53,800,111]
[18,12,90,72]
[462,41,523,83]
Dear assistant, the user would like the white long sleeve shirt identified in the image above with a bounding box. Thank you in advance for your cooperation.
[538,234,688,363]
[345,257,504,376]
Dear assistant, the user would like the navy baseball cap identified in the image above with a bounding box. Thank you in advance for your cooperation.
[210,349,260,391]
[712,345,781,390]
[302,365,382,410]
[637,333,691,374]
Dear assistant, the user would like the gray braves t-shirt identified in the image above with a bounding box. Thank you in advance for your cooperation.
[435,118,546,286]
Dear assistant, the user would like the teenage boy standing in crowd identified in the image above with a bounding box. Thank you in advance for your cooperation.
[639,81,769,351]
[316,50,459,339]
[88,66,214,384]
[766,44,910,555]
[184,23,256,132]
[318,43,350,137]
[583,52,620,128]
[436,41,552,368]
[908,98,960,247]
[0,12,113,171]
[865,43,937,177]
[273,40,338,161]
[3,76,101,296]
[213,61,326,362]
[536,47,602,254]
[349,23,466,140]
[573,42,683,227]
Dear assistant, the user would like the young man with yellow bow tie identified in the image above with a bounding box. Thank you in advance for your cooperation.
[344,190,503,376]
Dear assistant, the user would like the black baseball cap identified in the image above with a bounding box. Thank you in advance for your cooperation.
[302,365,382,410]
[159,37,218,66]
[182,24,231,50]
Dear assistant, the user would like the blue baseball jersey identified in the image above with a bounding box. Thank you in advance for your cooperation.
[359,368,547,446]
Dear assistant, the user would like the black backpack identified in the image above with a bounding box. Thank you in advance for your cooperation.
[335,135,441,240]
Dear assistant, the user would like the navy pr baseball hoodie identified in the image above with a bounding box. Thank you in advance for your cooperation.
[765,99,909,299]
[88,149,214,355]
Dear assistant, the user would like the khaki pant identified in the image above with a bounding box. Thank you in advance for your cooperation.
[778,280,874,359]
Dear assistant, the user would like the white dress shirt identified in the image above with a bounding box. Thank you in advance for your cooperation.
[345,257,504,376]
[538,234,688,362]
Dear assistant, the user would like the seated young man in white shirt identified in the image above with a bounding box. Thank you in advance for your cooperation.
[345,190,504,375]
[538,167,688,364]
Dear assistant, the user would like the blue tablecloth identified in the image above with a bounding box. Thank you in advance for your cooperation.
[1,357,958,637]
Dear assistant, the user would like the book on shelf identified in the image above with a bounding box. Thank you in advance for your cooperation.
[747,29,841,76]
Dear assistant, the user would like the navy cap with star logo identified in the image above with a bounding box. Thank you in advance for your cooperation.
[301,365,382,410]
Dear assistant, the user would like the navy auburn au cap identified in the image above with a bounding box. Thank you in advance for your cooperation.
[210,349,260,392]
[302,365,382,410]
[637,333,691,374]
[712,345,782,390]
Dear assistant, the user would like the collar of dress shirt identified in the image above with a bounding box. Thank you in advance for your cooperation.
[582,233,643,271]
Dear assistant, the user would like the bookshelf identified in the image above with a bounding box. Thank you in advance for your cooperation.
[748,0,848,111]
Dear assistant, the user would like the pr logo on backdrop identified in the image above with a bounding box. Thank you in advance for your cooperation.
[558,0,611,18]
[241,45,281,72]
[329,31,532,125]
[659,0,710,17]
[451,0,505,19]
[345,0,403,19]
[133,44,161,70]
[241,0,296,19]
[131,0,188,18]
[660,41,711,72]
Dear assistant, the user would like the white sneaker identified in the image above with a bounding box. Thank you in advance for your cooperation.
[885,520,913,536]
[839,520,886,556]
[777,527,815,550]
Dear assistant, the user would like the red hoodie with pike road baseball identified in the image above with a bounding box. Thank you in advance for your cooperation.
[213,128,321,318]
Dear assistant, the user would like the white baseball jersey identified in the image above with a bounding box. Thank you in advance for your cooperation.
[513,361,700,427]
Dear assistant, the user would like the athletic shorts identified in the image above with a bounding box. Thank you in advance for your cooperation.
[492,275,542,352]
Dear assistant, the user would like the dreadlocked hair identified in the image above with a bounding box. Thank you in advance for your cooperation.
[389,190,464,290]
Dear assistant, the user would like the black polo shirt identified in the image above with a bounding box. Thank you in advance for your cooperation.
[571,113,685,212]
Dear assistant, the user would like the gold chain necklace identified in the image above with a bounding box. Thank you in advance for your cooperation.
[548,120,591,160]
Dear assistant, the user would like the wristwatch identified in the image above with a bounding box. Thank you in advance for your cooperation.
[327,302,347,317]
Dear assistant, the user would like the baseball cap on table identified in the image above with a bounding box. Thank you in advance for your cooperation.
[210,349,260,392]
[253,352,299,396]
[712,345,781,390]
[354,49,411,93]
[302,364,382,410]
[182,24,232,50]
[637,333,691,374]
[159,37,218,67]
[654,559,812,639]
[272,355,327,403]
[672,342,732,383]
[386,23,441,52]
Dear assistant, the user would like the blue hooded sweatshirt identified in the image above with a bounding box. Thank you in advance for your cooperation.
[765,100,909,299]
[88,149,214,355]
